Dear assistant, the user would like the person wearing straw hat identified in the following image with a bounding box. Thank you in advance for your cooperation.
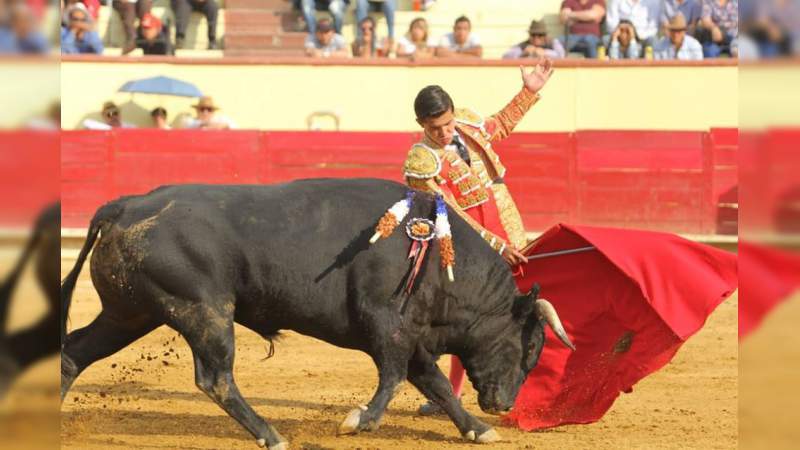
[502,19,566,59]
[654,13,704,59]
[182,96,237,130]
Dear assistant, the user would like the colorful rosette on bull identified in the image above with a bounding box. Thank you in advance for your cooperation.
[435,195,455,282]
[370,191,414,244]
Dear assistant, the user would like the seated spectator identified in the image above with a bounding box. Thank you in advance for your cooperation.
[171,0,218,50]
[395,17,435,59]
[435,15,482,58]
[355,0,396,45]
[560,0,606,58]
[654,13,703,59]
[742,0,797,58]
[503,19,566,59]
[61,6,104,54]
[112,0,152,55]
[62,0,100,24]
[151,107,170,129]
[696,0,737,57]
[609,19,643,58]
[606,0,661,47]
[305,18,350,57]
[352,16,388,57]
[660,0,702,35]
[182,96,237,129]
[136,13,173,55]
[298,0,346,35]
[82,102,135,129]
[6,3,49,54]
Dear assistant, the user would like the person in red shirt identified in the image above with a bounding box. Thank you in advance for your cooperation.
[559,0,606,58]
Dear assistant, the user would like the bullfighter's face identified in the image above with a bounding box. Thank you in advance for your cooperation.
[418,109,456,148]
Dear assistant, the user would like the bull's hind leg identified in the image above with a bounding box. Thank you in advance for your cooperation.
[171,303,288,450]
[407,350,501,444]
[61,311,160,401]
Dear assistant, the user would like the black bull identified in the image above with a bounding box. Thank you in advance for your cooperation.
[61,179,573,449]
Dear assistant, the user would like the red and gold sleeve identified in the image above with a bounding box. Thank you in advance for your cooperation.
[485,88,541,143]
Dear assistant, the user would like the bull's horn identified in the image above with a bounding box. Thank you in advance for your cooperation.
[535,299,576,351]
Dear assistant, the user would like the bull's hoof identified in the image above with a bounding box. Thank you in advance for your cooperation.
[463,428,501,444]
[477,428,502,443]
[269,441,289,450]
[256,438,288,450]
[337,405,367,435]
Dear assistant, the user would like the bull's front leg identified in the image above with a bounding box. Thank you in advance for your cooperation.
[406,352,501,443]
[337,355,407,435]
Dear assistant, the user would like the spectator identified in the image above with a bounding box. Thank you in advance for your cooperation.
[742,0,798,58]
[654,13,703,59]
[151,107,170,129]
[560,0,606,58]
[609,19,643,58]
[435,15,482,58]
[352,16,388,57]
[696,0,737,57]
[82,102,135,129]
[62,0,100,23]
[355,0,396,44]
[136,12,173,55]
[606,0,662,47]
[112,0,152,55]
[171,0,219,50]
[503,19,566,59]
[182,96,237,129]
[61,6,104,54]
[395,17,435,59]
[660,0,702,35]
[298,0,346,35]
[7,3,49,54]
[305,17,350,57]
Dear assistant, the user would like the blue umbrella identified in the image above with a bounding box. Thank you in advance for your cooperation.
[118,76,203,98]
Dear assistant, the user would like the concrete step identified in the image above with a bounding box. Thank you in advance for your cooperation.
[224,31,306,49]
[224,0,291,10]
[224,9,282,26]
[223,47,306,57]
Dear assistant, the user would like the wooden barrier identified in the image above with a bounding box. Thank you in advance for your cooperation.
[58,129,740,234]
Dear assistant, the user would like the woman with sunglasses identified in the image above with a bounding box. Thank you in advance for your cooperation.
[352,16,389,58]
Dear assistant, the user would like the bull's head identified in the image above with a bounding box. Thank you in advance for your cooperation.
[459,284,575,415]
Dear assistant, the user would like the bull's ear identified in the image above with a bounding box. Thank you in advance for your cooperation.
[512,283,540,320]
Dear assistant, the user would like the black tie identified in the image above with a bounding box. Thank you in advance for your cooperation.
[450,136,470,164]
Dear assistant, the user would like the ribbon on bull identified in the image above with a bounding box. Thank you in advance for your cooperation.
[370,191,455,284]
[404,218,435,293]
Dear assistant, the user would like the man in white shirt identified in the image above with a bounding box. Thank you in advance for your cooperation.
[606,0,662,45]
[82,102,136,130]
[435,15,482,58]
[654,13,704,60]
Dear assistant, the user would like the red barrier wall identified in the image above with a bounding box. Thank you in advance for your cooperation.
[60,129,739,234]
[0,131,60,226]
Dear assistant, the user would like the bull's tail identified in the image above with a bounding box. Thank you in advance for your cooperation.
[61,202,124,346]
[0,205,54,332]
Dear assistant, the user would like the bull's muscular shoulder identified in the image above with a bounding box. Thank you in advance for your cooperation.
[403,144,441,180]
[454,107,485,130]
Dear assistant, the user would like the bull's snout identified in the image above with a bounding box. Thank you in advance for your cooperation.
[477,387,514,415]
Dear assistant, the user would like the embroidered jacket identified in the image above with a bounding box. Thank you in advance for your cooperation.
[403,87,540,251]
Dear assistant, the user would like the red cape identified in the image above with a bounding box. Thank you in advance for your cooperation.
[504,224,737,430]
[738,241,800,339]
